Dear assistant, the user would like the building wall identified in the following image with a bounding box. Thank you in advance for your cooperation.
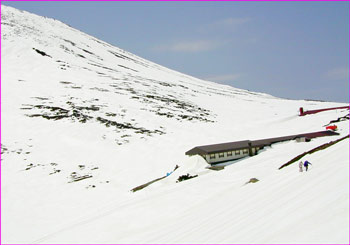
[203,147,260,164]
[251,147,256,155]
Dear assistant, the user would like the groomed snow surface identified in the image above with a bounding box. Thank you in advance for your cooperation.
[1,5,349,244]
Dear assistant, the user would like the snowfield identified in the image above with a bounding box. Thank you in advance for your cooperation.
[1,5,349,244]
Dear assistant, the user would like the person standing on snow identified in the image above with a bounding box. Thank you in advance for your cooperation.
[304,160,312,171]
[299,161,303,172]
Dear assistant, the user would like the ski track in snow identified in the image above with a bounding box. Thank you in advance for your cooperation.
[1,5,349,244]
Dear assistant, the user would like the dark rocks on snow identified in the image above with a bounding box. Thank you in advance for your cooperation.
[33,48,51,58]
[176,174,198,183]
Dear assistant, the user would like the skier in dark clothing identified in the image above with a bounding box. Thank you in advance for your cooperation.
[304,160,312,171]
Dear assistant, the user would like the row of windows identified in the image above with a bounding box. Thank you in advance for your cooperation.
[209,149,249,159]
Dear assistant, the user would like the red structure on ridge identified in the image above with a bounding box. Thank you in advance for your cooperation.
[299,106,349,116]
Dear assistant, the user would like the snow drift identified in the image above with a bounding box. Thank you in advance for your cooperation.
[1,5,349,244]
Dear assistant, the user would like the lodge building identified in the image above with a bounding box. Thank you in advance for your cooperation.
[185,130,339,164]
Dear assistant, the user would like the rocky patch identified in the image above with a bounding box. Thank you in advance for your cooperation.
[96,116,164,135]
[33,48,51,58]
[176,174,198,183]
[22,98,165,138]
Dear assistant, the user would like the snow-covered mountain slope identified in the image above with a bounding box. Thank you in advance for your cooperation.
[1,5,348,244]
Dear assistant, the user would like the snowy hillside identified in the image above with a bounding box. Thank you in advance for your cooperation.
[1,5,349,244]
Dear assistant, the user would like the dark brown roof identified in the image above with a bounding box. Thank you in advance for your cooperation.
[185,140,250,155]
[185,130,339,156]
[300,130,339,138]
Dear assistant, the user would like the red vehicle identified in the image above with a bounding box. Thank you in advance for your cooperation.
[326,125,338,131]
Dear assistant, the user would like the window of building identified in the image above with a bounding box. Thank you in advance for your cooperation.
[210,154,216,159]
[227,151,232,156]
[235,150,240,155]
[243,149,248,154]
[219,152,224,158]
